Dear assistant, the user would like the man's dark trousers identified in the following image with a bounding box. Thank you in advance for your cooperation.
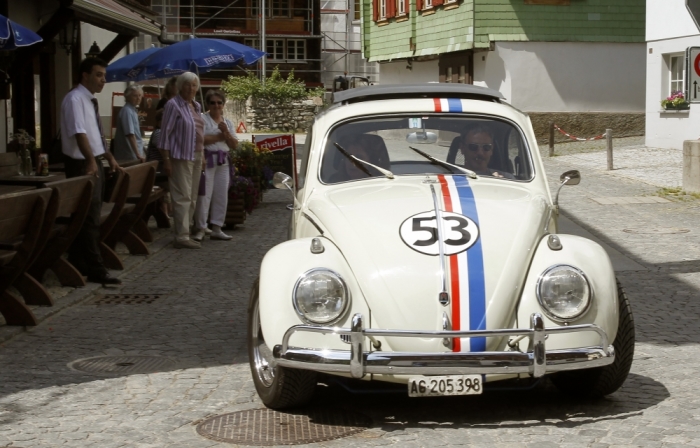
[64,156,108,278]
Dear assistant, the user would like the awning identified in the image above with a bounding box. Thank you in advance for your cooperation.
[68,0,160,36]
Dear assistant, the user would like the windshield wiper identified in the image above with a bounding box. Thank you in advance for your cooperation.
[408,146,477,179]
[334,142,395,179]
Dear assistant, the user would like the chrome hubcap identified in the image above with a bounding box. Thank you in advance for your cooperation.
[252,299,275,387]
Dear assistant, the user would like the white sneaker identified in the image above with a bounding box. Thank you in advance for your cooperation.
[210,230,233,240]
[191,229,205,242]
[203,227,212,235]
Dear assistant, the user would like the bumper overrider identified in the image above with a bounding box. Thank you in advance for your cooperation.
[272,313,615,379]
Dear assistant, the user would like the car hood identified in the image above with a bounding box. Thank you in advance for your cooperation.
[307,176,549,352]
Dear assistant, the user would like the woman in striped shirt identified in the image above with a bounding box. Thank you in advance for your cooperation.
[158,72,205,249]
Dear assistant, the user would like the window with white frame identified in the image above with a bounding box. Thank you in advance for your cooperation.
[245,38,261,51]
[266,39,284,59]
[670,54,685,95]
[380,0,387,19]
[271,0,290,17]
[425,0,433,7]
[287,39,306,60]
[398,0,405,15]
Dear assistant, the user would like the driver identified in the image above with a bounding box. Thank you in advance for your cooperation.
[459,124,514,179]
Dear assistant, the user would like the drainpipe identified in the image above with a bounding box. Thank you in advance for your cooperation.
[157,26,178,45]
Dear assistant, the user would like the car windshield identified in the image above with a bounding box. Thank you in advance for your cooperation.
[320,115,534,183]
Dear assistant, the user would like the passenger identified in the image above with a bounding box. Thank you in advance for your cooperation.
[459,124,514,179]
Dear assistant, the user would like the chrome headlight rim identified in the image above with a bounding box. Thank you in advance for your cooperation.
[292,268,350,325]
[535,264,592,323]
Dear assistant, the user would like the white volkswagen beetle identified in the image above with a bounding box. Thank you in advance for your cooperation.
[248,84,634,409]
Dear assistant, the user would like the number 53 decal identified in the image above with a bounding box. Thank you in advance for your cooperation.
[399,211,480,256]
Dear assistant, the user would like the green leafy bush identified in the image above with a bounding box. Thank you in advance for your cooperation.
[222,67,323,104]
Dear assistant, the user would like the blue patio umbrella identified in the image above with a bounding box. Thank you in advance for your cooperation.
[126,38,266,81]
[106,47,161,82]
[0,14,42,50]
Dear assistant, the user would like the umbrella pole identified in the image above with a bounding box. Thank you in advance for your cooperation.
[195,65,205,109]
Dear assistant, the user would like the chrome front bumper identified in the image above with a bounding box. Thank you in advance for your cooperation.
[272,313,615,379]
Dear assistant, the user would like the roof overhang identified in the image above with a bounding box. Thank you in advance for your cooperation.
[67,0,161,36]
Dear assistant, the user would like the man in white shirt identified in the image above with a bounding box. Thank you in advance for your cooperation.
[60,57,121,285]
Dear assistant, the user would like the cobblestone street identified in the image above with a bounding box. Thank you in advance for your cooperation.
[2,142,700,447]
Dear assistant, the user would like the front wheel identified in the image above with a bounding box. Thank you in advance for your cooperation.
[551,278,635,398]
[247,279,317,409]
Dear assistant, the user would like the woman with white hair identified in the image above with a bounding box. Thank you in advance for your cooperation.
[113,84,144,161]
[158,71,205,249]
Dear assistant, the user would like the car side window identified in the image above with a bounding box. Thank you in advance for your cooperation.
[507,129,530,180]
[297,125,313,189]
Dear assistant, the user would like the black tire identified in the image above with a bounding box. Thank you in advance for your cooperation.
[551,278,635,398]
[247,278,317,409]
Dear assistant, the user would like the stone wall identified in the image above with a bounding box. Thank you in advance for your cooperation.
[230,97,324,133]
[529,112,645,145]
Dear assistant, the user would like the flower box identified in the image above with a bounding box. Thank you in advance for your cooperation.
[662,91,690,111]
[664,103,690,110]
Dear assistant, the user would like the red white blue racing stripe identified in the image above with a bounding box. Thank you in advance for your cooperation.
[433,98,464,113]
[437,174,486,352]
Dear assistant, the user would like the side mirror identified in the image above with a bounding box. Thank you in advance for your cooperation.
[560,170,581,186]
[272,172,293,190]
[406,131,438,144]
[553,170,581,213]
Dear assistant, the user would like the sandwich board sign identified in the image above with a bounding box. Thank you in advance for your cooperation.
[688,47,700,103]
[253,134,297,187]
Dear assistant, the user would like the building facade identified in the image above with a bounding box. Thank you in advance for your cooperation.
[1,0,160,153]
[362,0,647,135]
[321,0,380,87]
[646,0,700,149]
[134,0,322,87]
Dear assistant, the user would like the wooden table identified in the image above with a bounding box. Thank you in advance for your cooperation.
[0,184,35,196]
[0,172,66,187]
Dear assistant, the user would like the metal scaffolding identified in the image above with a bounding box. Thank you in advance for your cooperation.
[134,0,323,85]
[320,0,379,87]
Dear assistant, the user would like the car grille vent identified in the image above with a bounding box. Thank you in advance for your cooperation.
[340,334,351,344]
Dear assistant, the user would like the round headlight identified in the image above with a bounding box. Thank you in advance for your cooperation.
[293,268,349,324]
[536,265,591,322]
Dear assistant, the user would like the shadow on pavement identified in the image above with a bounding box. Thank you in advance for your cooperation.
[311,372,668,431]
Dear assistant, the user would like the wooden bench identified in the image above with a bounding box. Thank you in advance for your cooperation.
[104,161,157,258]
[99,169,132,270]
[0,188,52,326]
[27,176,94,288]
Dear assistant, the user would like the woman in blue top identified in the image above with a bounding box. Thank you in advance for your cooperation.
[113,85,144,162]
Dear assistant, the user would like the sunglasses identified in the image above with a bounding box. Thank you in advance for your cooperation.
[466,143,493,152]
[209,100,223,105]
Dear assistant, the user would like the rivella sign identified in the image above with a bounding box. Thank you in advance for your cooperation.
[253,134,297,184]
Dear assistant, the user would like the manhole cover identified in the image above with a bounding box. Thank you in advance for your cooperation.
[623,228,690,235]
[68,355,176,375]
[196,408,372,445]
[90,294,163,305]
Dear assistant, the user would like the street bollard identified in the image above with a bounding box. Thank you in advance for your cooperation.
[549,122,555,157]
[606,129,613,170]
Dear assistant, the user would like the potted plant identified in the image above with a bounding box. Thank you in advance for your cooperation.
[662,91,690,110]
[230,140,273,196]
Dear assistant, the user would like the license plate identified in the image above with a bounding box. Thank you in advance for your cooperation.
[407,375,483,397]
